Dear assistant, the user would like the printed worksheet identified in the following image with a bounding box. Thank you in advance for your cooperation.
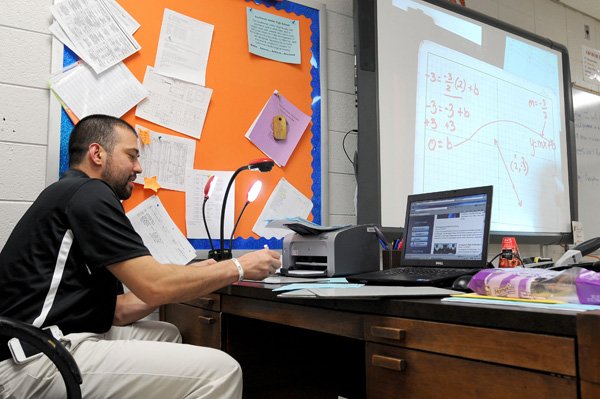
[185,169,235,240]
[49,21,78,54]
[50,0,140,74]
[126,195,196,265]
[105,0,140,34]
[154,8,214,86]
[253,178,313,239]
[136,66,212,139]
[49,62,147,119]
[133,125,196,192]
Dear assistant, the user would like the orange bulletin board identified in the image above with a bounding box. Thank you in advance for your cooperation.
[58,0,326,251]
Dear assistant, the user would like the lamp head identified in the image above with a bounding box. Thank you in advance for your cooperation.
[247,180,262,203]
[248,158,275,172]
[204,175,217,199]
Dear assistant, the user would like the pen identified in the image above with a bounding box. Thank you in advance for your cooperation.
[394,232,404,250]
[372,225,390,250]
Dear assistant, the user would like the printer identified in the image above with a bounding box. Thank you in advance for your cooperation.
[281,225,380,277]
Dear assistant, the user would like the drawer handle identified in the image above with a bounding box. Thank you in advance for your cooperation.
[371,355,407,372]
[197,297,215,306]
[197,316,216,325]
[370,326,406,341]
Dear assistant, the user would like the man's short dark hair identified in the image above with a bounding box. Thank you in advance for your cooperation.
[68,115,137,167]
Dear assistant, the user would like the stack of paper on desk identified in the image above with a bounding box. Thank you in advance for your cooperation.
[273,283,365,292]
[277,286,460,298]
[265,217,350,235]
[246,276,349,284]
[442,294,600,312]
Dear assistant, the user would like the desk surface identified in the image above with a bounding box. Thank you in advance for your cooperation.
[221,282,577,336]
[162,282,600,398]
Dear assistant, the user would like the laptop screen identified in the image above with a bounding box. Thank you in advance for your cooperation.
[401,186,493,268]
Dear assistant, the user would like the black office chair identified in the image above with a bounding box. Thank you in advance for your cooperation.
[0,317,82,399]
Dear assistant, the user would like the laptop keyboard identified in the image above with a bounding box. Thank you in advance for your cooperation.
[383,267,475,277]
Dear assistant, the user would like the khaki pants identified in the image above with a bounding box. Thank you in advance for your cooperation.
[0,320,242,399]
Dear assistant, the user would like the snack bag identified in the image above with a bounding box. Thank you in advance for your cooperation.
[576,269,600,304]
[468,267,579,303]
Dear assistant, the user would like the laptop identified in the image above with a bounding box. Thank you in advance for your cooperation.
[347,185,493,287]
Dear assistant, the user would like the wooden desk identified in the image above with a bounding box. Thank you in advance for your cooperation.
[161,282,600,399]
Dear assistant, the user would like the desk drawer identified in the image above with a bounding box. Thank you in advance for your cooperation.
[185,294,221,311]
[162,303,221,349]
[364,315,575,376]
[366,343,576,399]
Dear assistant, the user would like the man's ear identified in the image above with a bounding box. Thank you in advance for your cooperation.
[88,143,104,166]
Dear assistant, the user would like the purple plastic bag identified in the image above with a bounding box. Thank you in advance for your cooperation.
[467,267,581,303]
[576,269,600,304]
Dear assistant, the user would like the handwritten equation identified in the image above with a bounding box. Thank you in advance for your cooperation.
[415,41,562,229]
[424,91,554,163]
[424,72,480,99]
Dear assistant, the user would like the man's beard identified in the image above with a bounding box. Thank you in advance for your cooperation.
[102,157,135,200]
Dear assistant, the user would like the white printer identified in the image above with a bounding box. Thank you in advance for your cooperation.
[281,225,380,277]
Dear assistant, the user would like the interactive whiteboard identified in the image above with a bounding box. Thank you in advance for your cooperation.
[354,0,577,244]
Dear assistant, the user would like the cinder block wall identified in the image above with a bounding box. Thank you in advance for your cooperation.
[0,1,53,248]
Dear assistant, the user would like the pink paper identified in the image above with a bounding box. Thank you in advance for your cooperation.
[246,91,311,167]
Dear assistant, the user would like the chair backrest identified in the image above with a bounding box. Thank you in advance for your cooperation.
[0,317,82,399]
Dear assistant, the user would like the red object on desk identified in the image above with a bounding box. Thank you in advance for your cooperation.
[499,236,522,268]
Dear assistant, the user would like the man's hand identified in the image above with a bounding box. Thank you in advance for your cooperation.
[114,292,156,326]
[236,249,281,281]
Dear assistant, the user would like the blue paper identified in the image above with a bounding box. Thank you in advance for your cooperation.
[273,283,364,292]
[247,7,301,64]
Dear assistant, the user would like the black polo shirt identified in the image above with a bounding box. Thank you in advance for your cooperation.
[0,170,150,361]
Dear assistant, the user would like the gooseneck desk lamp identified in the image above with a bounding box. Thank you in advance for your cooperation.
[202,175,218,254]
[209,158,275,260]
[229,180,263,253]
